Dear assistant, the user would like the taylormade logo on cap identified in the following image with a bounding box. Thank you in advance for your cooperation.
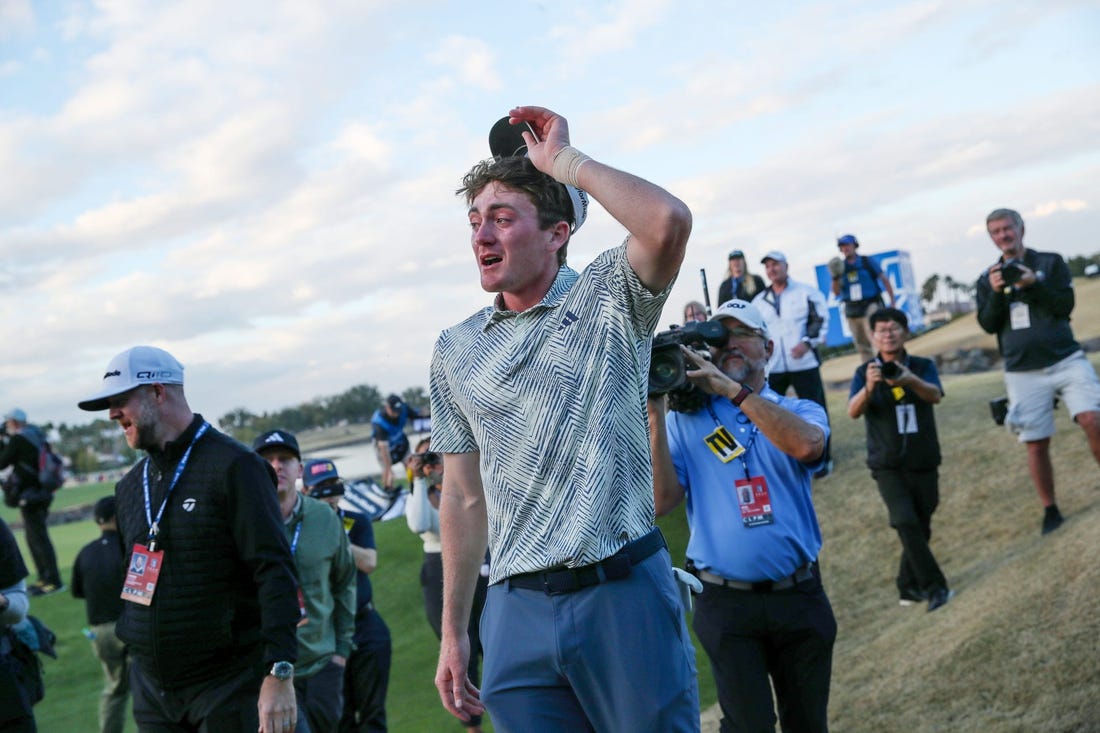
[78,345,185,412]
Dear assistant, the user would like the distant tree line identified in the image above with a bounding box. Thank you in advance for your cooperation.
[37,383,428,477]
[216,384,428,447]
[920,274,975,311]
[1066,254,1100,277]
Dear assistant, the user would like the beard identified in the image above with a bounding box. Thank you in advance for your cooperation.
[719,349,766,386]
[129,392,164,452]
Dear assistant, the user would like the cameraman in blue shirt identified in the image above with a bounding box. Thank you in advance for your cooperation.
[649,299,836,733]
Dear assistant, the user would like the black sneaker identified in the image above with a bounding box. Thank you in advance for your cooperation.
[813,460,834,480]
[28,582,65,597]
[927,587,954,612]
[898,587,928,607]
[1041,505,1064,535]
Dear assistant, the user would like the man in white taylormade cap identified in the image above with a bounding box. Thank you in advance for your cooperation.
[78,346,301,733]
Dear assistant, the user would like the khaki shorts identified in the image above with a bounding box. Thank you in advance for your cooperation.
[1005,351,1100,441]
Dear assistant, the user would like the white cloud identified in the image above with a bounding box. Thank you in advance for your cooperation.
[1032,199,1089,217]
[429,36,502,91]
[548,0,674,64]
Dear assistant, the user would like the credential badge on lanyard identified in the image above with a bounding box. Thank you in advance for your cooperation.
[704,424,746,463]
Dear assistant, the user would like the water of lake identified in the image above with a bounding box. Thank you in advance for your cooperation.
[304,432,430,481]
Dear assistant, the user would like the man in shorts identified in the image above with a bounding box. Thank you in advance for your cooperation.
[976,208,1100,534]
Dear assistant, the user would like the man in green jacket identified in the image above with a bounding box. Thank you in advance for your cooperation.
[255,430,356,733]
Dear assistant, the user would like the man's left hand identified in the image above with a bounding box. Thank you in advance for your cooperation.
[1013,263,1039,289]
[508,106,570,174]
[884,363,914,385]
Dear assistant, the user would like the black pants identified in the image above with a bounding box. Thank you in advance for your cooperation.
[338,609,391,733]
[770,369,832,464]
[693,568,836,733]
[295,660,344,733]
[0,717,35,733]
[420,552,488,728]
[871,468,946,593]
[130,663,261,733]
[0,639,37,732]
[19,502,61,588]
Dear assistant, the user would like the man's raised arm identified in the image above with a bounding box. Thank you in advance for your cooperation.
[510,105,692,292]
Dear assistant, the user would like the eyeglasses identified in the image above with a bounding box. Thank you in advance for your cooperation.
[725,328,764,341]
[872,325,905,335]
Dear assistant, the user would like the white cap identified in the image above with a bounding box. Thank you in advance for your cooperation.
[760,250,787,264]
[711,299,769,338]
[78,346,184,411]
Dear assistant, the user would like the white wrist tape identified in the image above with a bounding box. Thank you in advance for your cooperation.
[552,145,592,188]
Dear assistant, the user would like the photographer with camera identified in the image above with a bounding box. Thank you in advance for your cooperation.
[648,298,835,733]
[405,441,488,733]
[976,208,1100,535]
[829,234,895,363]
[370,395,426,493]
[0,408,64,596]
[847,308,952,611]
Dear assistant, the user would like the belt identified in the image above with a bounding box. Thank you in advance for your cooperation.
[698,561,816,593]
[504,528,666,595]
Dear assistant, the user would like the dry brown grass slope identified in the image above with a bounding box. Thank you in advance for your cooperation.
[806,277,1100,732]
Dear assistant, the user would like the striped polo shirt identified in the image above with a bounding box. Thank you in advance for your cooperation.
[430,243,673,583]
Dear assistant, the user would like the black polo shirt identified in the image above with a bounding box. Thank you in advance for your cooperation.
[850,353,943,471]
[72,529,126,626]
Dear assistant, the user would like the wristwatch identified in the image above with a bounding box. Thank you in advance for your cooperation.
[269,661,294,681]
[731,383,754,407]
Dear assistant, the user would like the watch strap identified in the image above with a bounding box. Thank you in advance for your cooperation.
[731,384,754,407]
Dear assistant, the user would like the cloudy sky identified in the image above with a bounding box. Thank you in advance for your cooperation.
[2,0,1097,428]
